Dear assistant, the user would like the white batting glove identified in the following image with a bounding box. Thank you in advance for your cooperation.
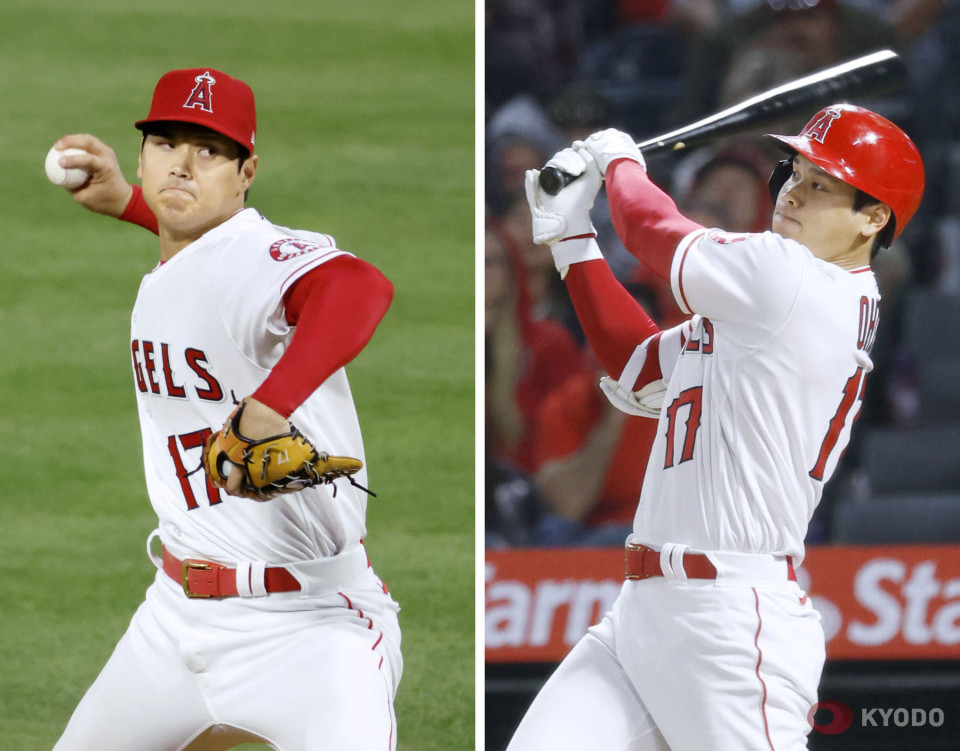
[599,376,667,418]
[524,148,604,278]
[577,128,646,176]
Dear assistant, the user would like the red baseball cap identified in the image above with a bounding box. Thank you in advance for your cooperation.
[135,68,257,153]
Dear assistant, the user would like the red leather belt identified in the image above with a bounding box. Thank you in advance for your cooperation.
[624,544,797,582]
[162,546,300,599]
[625,543,718,580]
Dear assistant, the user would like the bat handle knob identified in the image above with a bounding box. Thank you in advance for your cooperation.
[539,166,579,196]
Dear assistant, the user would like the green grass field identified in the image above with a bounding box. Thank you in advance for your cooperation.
[0,2,476,749]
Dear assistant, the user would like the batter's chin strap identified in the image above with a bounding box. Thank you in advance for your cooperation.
[768,159,793,203]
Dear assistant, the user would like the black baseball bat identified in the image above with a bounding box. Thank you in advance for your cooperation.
[538,49,906,195]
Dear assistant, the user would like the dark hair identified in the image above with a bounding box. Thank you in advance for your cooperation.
[852,189,895,257]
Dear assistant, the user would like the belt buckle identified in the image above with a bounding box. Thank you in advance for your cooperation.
[624,543,652,580]
[182,558,218,598]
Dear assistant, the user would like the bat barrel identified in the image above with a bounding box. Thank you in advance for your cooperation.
[537,49,905,196]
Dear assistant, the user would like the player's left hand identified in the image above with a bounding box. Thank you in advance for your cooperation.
[524,147,602,246]
[577,128,646,176]
[203,398,365,501]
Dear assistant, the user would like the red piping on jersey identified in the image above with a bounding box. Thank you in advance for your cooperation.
[278,250,342,289]
[677,242,693,310]
[753,588,776,751]
[339,591,375,630]
[674,231,707,313]
[635,332,665,390]
[340,589,394,748]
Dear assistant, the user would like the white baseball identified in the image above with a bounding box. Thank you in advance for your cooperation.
[45,146,91,189]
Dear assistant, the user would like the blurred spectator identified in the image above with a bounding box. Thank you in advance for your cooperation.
[673,139,776,233]
[487,115,562,217]
[680,0,899,124]
[499,198,575,325]
[486,433,548,548]
[486,0,587,114]
[549,83,617,141]
[582,0,713,39]
[485,220,589,473]
[528,364,659,547]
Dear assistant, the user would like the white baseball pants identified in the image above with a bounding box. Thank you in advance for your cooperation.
[54,566,401,751]
[507,567,824,750]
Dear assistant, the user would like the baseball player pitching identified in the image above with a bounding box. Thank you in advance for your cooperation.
[50,68,402,750]
[513,104,924,750]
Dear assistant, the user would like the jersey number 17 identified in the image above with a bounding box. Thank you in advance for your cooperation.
[809,367,867,482]
[661,367,867,482]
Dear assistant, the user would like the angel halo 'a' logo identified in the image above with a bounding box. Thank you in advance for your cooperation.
[803,108,841,144]
[706,228,750,245]
[269,238,321,261]
[183,71,216,113]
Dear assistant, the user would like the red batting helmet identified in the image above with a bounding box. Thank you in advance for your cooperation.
[766,104,924,241]
[135,68,256,154]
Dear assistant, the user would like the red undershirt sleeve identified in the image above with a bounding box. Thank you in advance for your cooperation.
[564,259,661,386]
[119,184,159,235]
[606,159,704,282]
[251,255,394,418]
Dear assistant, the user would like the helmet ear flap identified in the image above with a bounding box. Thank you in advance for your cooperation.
[768,159,793,203]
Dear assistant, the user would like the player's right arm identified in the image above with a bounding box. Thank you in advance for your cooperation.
[54,133,159,234]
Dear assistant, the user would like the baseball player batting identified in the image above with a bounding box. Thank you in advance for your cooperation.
[515,104,924,750]
[49,68,402,750]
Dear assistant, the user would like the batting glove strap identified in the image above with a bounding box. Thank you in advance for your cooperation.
[525,147,603,247]
[530,203,596,247]
[578,129,646,175]
[551,235,603,279]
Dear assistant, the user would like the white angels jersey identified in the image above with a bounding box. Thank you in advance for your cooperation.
[634,229,880,564]
[130,208,368,564]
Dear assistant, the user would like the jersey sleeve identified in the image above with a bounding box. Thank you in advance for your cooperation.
[670,229,807,335]
[213,228,352,368]
[252,255,393,417]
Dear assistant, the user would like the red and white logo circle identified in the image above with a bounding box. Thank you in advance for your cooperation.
[706,229,750,245]
[269,238,320,261]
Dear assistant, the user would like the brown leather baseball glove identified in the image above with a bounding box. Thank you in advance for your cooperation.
[202,402,370,501]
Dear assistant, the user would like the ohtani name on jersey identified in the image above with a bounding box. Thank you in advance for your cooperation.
[131,339,224,402]
[858,296,880,353]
